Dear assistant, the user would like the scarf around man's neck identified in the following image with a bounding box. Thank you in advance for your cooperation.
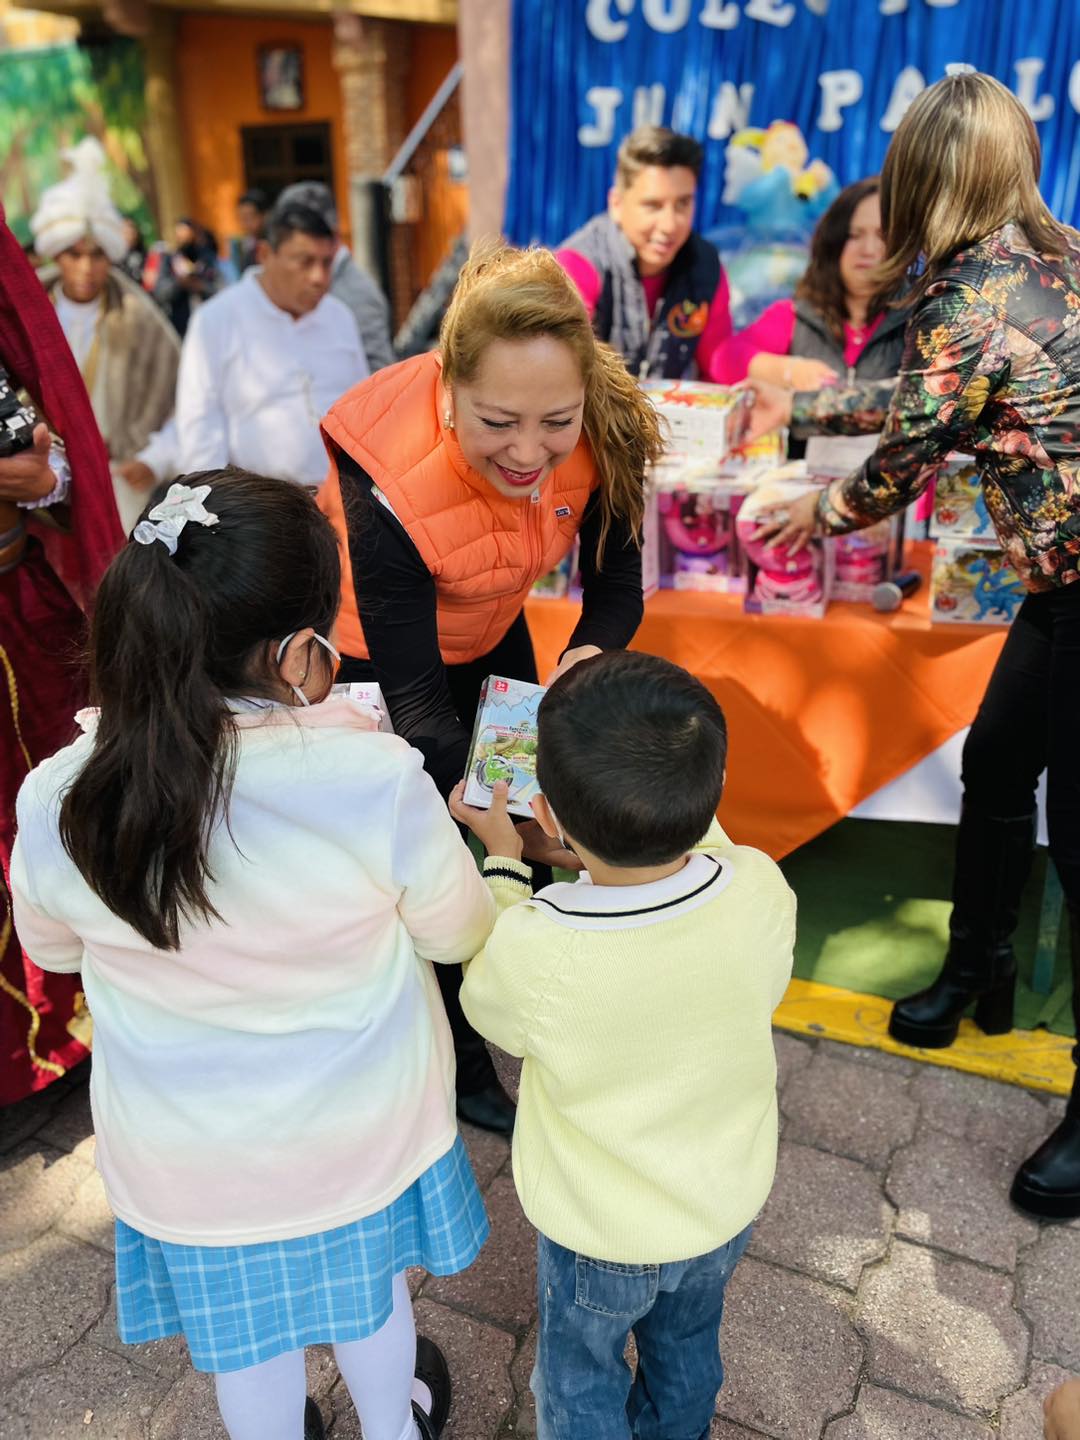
[560,212,651,364]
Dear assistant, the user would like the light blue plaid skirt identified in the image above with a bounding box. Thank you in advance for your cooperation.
[114,1135,487,1372]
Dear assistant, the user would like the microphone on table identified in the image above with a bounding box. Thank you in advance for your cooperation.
[872,570,923,612]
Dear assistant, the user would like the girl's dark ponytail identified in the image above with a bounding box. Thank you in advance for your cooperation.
[59,470,340,951]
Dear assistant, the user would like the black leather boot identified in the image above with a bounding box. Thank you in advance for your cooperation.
[889,807,1035,1050]
[1011,908,1080,1220]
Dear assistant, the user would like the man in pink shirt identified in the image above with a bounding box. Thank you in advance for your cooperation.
[556,126,731,381]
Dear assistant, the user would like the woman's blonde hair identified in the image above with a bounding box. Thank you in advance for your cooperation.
[440,242,664,560]
[877,71,1077,301]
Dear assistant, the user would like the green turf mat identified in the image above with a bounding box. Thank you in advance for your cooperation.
[779,819,1074,1037]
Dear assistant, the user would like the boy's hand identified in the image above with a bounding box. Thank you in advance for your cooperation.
[450,781,524,861]
[515,818,583,872]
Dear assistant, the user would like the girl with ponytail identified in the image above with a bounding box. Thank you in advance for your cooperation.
[319,242,664,1136]
[11,470,501,1440]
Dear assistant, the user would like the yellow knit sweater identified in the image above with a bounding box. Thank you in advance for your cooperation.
[461,823,796,1264]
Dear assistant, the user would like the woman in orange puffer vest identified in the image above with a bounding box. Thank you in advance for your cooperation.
[319,244,664,1133]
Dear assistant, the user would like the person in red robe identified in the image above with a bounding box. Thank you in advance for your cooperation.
[0,201,123,1103]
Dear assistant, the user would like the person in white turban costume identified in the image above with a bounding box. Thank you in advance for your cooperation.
[31,138,180,532]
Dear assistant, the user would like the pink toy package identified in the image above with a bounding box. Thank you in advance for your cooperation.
[735,477,833,619]
[655,479,741,593]
[831,518,897,604]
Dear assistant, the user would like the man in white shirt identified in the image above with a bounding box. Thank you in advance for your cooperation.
[175,201,368,489]
[276,181,395,371]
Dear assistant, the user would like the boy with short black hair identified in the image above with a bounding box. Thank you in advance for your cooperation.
[451,650,795,1440]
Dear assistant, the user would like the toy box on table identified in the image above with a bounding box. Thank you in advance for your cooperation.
[463,675,545,817]
[804,433,903,598]
[641,379,754,457]
[930,538,1025,625]
[928,455,990,540]
[651,456,751,594]
[735,468,833,618]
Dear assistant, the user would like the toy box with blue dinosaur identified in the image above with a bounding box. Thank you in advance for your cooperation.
[929,455,1025,625]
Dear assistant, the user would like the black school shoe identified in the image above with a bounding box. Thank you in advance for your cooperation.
[1011,1112,1080,1220]
[414,1335,452,1437]
[456,1082,516,1136]
[304,1396,326,1440]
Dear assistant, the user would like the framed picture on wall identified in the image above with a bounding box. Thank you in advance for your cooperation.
[258,45,304,112]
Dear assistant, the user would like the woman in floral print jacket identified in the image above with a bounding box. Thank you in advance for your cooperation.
[750,72,1080,1221]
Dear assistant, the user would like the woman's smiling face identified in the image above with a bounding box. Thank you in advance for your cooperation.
[444,336,586,500]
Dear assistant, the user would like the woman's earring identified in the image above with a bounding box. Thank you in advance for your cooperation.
[444,409,454,430]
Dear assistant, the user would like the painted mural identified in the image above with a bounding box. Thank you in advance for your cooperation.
[0,37,155,245]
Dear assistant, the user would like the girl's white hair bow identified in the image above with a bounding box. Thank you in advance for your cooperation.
[133,482,219,556]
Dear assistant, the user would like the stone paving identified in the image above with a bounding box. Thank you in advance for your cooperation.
[2,1031,1080,1438]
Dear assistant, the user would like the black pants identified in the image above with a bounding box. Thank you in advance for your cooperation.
[955,583,1080,1062]
[339,611,550,1096]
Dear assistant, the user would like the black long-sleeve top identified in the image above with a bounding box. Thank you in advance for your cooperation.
[339,452,644,799]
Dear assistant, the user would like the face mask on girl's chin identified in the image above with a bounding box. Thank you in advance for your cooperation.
[275,631,342,708]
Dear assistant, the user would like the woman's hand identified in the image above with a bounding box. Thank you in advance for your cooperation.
[750,489,822,552]
[742,380,795,445]
[450,781,524,861]
[748,355,839,391]
[0,424,55,505]
[1045,1380,1080,1440]
[786,358,840,391]
[546,644,601,686]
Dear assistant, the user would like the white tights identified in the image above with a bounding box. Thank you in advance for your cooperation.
[213,1272,423,1440]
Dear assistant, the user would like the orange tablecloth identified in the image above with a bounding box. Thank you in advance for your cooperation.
[525,543,1009,860]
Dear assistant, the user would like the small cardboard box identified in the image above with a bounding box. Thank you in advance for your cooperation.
[804,432,882,480]
[462,675,545,817]
[332,682,394,732]
[929,455,990,540]
[641,379,754,460]
[929,538,1025,625]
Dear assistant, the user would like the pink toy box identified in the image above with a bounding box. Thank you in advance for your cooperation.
[736,476,833,619]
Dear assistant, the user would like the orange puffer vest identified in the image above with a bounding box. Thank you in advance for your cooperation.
[319,351,599,664]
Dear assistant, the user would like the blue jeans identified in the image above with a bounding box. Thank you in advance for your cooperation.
[532,1225,752,1440]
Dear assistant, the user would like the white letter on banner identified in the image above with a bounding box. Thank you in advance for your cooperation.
[579,87,624,147]
[743,0,797,28]
[818,69,864,132]
[1014,57,1055,122]
[633,83,667,127]
[881,65,925,132]
[925,0,959,6]
[804,0,829,14]
[879,0,906,12]
[642,0,691,32]
[1070,59,1080,114]
[585,0,636,43]
[708,82,756,138]
[700,0,740,27]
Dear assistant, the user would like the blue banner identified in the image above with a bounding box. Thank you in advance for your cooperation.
[505,0,1080,245]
